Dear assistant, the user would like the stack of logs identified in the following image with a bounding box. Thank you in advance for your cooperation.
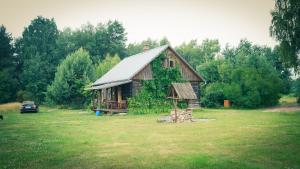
[170,108,193,123]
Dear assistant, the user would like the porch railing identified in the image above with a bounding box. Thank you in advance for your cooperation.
[103,100,127,109]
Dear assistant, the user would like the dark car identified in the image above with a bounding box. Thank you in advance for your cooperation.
[20,101,39,113]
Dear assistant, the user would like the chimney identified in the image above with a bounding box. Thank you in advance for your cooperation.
[143,43,150,51]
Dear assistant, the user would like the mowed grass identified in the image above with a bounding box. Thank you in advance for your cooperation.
[0,106,300,169]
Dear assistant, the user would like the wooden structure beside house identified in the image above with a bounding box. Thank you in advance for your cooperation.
[91,45,205,113]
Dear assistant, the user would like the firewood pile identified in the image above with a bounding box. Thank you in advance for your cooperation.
[170,108,193,123]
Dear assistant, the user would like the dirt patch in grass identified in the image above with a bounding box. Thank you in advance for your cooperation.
[264,105,300,112]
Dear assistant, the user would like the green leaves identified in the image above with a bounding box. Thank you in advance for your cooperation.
[95,54,121,78]
[46,48,94,108]
[0,25,18,103]
[56,21,127,63]
[128,53,182,114]
[270,0,300,70]
[19,16,59,103]
[176,39,220,69]
[201,40,283,108]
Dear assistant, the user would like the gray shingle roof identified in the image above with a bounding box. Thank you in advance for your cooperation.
[93,45,169,86]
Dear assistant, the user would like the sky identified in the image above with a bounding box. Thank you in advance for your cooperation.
[0,0,277,48]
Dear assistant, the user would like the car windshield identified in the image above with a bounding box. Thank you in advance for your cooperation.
[22,101,34,105]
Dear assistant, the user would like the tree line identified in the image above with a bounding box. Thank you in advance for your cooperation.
[0,0,299,109]
[0,16,127,105]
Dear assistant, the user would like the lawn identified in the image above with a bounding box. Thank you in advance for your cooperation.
[0,105,300,169]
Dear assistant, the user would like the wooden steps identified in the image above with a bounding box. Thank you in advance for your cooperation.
[188,100,201,109]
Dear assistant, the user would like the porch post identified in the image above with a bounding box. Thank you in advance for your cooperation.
[117,86,122,108]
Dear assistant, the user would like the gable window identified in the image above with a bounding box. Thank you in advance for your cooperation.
[169,59,175,68]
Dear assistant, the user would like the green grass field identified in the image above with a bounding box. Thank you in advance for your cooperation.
[0,105,300,169]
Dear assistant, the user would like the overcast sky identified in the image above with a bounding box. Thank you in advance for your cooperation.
[0,0,277,48]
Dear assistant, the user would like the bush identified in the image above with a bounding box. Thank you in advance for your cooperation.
[201,83,225,108]
[127,88,172,115]
[200,40,283,108]
[45,48,94,108]
[16,90,33,102]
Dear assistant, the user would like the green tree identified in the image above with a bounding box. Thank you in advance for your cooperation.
[0,25,18,103]
[126,38,169,56]
[19,16,59,102]
[196,60,222,84]
[95,54,121,78]
[201,40,283,108]
[270,0,300,69]
[176,39,220,68]
[46,48,94,107]
[56,21,127,63]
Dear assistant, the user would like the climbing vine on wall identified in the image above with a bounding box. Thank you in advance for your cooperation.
[128,52,185,114]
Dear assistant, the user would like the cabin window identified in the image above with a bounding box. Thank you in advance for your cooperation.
[169,59,175,68]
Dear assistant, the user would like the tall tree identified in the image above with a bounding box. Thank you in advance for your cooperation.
[57,20,127,63]
[270,0,300,70]
[201,40,283,108]
[46,48,94,107]
[126,38,168,56]
[0,25,18,103]
[176,39,220,69]
[95,54,121,78]
[19,16,59,102]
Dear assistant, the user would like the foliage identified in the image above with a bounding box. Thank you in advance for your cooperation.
[270,0,300,70]
[294,77,300,103]
[197,60,221,84]
[95,54,120,78]
[18,16,59,103]
[126,37,170,56]
[45,48,94,108]
[0,25,18,103]
[16,90,32,102]
[56,21,127,63]
[201,40,283,108]
[128,53,183,114]
[176,39,220,69]
[127,89,172,114]
[201,83,225,108]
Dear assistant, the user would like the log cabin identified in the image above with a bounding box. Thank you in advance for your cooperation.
[91,44,205,113]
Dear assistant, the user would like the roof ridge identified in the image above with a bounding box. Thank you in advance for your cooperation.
[126,44,169,58]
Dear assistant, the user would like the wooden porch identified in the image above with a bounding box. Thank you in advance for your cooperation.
[95,100,128,113]
[92,83,131,113]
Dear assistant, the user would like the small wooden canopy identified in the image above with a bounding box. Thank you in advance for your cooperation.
[169,82,197,100]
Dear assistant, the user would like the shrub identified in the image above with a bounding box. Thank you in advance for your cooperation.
[200,40,283,108]
[201,83,225,108]
[45,48,94,108]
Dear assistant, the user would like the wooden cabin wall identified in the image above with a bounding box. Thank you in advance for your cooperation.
[165,49,201,82]
[190,81,200,99]
[125,48,203,100]
[131,80,142,96]
[132,64,153,80]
